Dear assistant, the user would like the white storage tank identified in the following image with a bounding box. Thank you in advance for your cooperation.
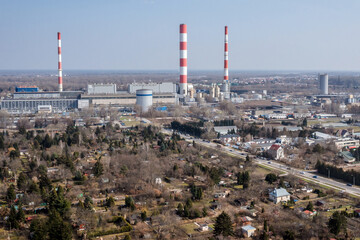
[319,74,328,95]
[136,89,153,112]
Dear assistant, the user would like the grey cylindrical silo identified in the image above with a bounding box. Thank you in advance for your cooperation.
[319,74,328,95]
[136,89,153,112]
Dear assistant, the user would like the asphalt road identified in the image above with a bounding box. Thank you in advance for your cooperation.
[162,129,360,197]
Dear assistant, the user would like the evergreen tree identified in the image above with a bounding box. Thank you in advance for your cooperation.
[47,210,72,240]
[43,134,53,149]
[17,172,27,190]
[265,173,278,184]
[177,203,184,216]
[6,184,16,203]
[125,196,135,211]
[263,219,268,232]
[283,230,295,240]
[213,211,234,237]
[237,171,250,188]
[16,205,25,223]
[7,205,19,229]
[328,211,347,235]
[93,160,104,177]
[141,210,147,221]
[302,118,308,127]
[84,196,93,210]
[106,196,115,207]
[306,201,314,211]
[30,218,48,240]
[0,137,4,150]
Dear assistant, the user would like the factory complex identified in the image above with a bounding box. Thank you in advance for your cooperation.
[0,25,336,115]
[0,24,235,114]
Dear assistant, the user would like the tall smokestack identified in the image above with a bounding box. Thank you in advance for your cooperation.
[179,24,187,97]
[224,26,229,81]
[57,32,63,92]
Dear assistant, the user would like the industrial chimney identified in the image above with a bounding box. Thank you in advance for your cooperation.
[224,26,229,81]
[58,32,63,92]
[179,24,187,97]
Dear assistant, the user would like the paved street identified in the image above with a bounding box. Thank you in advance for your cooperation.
[163,129,360,197]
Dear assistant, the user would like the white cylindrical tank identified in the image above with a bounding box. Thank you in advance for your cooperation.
[136,89,153,112]
[319,74,328,95]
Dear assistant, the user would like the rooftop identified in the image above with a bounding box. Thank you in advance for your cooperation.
[270,188,290,198]
[241,225,256,231]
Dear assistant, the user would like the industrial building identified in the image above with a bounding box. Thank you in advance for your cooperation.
[319,74,328,95]
[1,91,81,114]
[1,98,78,114]
[87,83,117,95]
[128,82,176,94]
[15,86,39,93]
[80,93,175,106]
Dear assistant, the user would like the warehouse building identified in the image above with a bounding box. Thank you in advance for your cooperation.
[80,93,175,106]
[1,91,82,114]
[128,82,177,94]
[1,98,78,114]
[87,83,117,95]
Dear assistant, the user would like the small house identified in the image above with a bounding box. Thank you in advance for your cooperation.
[269,188,291,204]
[241,225,256,237]
[267,144,284,160]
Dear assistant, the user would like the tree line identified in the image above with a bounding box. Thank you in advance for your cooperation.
[170,121,205,138]
[316,161,360,185]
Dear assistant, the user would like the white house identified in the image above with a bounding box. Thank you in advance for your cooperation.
[269,188,291,204]
[241,225,256,237]
[267,144,284,160]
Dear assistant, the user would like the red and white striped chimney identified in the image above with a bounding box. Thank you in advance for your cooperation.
[179,24,187,97]
[224,26,229,81]
[57,32,63,92]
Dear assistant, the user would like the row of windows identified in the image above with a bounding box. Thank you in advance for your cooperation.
[1,100,77,110]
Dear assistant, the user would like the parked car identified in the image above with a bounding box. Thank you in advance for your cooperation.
[313,176,318,178]
[347,183,353,187]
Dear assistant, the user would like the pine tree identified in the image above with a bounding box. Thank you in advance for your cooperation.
[7,205,19,229]
[48,210,72,240]
[306,201,314,212]
[6,184,16,203]
[106,196,115,207]
[213,211,234,237]
[17,172,27,190]
[328,211,347,235]
[93,160,104,177]
[30,218,48,240]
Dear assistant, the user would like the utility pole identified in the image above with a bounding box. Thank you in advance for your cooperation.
[353,175,356,186]
[327,168,330,178]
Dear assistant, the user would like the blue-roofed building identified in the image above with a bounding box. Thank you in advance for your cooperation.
[269,188,291,204]
[241,225,256,237]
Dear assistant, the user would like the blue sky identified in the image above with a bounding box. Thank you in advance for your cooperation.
[1,0,360,71]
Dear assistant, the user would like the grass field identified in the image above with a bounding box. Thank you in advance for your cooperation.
[181,222,199,235]
[257,164,286,175]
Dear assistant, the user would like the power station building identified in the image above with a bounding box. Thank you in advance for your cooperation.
[128,82,176,94]
[1,91,81,114]
[87,83,117,95]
